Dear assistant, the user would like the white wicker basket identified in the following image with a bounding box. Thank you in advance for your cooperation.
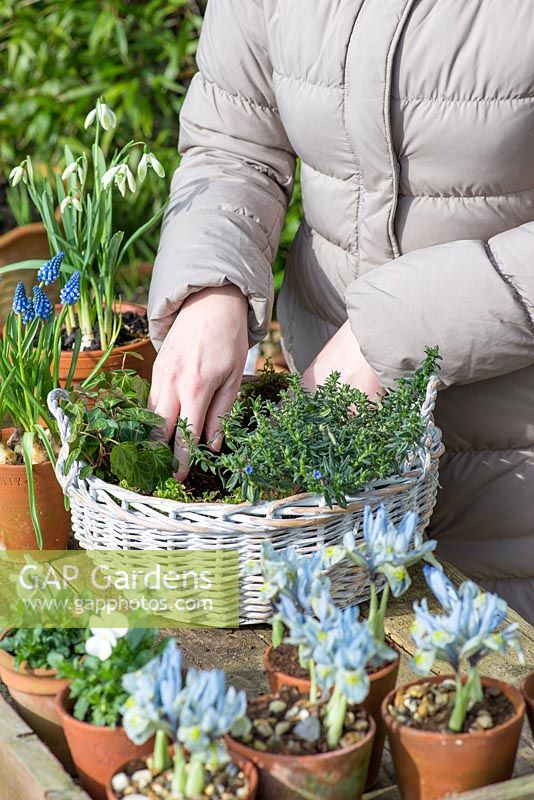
[48,377,443,625]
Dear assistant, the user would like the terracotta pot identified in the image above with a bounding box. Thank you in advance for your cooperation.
[0,630,74,772]
[263,645,399,790]
[227,705,375,800]
[382,675,525,800]
[58,302,156,384]
[0,222,51,329]
[0,429,70,550]
[56,683,154,800]
[106,748,259,800]
[520,671,534,737]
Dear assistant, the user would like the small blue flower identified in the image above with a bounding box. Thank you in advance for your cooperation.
[60,271,81,306]
[32,286,54,321]
[12,281,27,314]
[313,469,322,480]
[244,465,253,475]
[22,300,35,325]
[37,252,64,286]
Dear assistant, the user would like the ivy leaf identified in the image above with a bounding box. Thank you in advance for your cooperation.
[110,440,174,493]
[118,406,165,428]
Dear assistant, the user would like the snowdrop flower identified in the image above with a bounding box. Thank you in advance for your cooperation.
[101,164,136,196]
[61,161,79,181]
[85,627,128,661]
[84,99,117,131]
[137,151,166,182]
[60,193,83,214]
[9,164,27,187]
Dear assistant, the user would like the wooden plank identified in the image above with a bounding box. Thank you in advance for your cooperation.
[0,693,89,800]
[452,775,534,799]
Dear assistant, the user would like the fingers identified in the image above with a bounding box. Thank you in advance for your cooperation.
[204,378,242,452]
[148,387,180,444]
[174,390,211,480]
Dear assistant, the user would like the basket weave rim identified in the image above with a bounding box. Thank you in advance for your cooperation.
[48,374,442,525]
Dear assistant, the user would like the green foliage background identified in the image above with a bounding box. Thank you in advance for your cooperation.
[0,0,302,289]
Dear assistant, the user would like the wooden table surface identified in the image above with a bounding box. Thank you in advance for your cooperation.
[172,563,534,800]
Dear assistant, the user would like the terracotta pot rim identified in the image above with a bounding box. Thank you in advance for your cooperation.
[56,683,123,734]
[58,301,150,360]
[263,644,401,683]
[0,427,54,474]
[0,628,64,680]
[227,702,376,763]
[381,674,525,740]
[0,222,48,247]
[520,671,534,699]
[106,747,258,800]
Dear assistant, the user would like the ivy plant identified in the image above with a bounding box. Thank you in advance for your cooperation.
[61,369,175,494]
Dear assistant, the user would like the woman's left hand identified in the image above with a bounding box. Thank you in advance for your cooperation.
[302,320,385,399]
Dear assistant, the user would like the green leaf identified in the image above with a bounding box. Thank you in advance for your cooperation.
[21,432,43,549]
[110,440,173,494]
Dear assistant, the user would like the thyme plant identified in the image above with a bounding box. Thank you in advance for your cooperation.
[182,347,440,507]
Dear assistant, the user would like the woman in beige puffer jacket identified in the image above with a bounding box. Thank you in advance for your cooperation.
[148,0,534,621]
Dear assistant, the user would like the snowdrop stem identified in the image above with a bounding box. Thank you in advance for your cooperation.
[153,729,171,774]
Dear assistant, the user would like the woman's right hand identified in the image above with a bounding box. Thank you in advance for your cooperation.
[148,284,250,480]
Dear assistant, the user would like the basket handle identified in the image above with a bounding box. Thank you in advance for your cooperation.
[47,388,79,493]
[414,373,441,482]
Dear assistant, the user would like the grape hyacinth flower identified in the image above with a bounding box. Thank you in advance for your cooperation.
[60,271,81,306]
[37,252,64,286]
[12,281,28,315]
[411,565,524,731]
[32,286,54,322]
[22,299,35,325]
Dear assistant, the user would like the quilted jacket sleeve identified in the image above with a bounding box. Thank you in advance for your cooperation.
[148,0,295,349]
[346,224,534,388]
